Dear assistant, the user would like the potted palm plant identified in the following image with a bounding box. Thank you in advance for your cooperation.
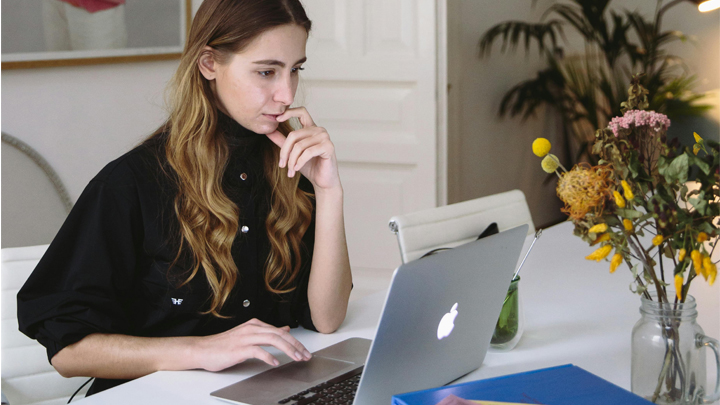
[478,0,712,166]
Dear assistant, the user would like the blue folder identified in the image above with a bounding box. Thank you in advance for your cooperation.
[392,364,653,405]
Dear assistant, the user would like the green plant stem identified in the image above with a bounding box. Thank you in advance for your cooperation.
[651,310,686,403]
[658,240,667,297]
[652,341,674,403]
[628,234,668,302]
[627,260,652,300]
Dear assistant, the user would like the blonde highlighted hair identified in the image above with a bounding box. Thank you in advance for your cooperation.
[149,0,313,317]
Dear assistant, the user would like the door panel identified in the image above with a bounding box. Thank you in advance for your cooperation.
[299,0,437,270]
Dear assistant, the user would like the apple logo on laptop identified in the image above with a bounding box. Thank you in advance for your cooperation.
[437,303,458,340]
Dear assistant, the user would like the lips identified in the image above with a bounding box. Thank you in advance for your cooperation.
[263,114,282,121]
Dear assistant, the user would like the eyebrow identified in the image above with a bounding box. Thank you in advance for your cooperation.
[252,57,307,67]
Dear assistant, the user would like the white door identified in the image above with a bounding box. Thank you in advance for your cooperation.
[300,0,438,272]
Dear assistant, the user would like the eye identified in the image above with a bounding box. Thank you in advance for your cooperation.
[258,70,274,77]
[291,67,305,74]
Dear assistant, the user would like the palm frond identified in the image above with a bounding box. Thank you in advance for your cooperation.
[498,67,567,120]
[478,20,564,58]
[545,4,594,39]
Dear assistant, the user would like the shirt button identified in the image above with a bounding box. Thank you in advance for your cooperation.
[243,299,250,307]
[240,173,248,181]
[241,225,249,233]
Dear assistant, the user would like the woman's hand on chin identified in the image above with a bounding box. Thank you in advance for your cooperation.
[192,318,311,372]
[266,107,342,192]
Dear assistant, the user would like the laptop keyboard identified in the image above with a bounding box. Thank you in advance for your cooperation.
[277,366,363,405]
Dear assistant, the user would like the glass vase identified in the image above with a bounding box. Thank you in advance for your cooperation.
[490,276,523,351]
[631,292,720,404]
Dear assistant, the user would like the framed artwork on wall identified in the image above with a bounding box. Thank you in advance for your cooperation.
[1,0,192,69]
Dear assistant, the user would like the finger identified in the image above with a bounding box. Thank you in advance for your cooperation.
[273,328,312,360]
[239,324,311,359]
[248,346,280,367]
[245,333,307,361]
[277,107,315,128]
[293,145,325,173]
[266,130,286,149]
[278,128,314,169]
[286,137,323,177]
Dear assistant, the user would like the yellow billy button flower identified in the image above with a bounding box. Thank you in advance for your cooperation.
[610,253,622,273]
[697,232,709,243]
[675,274,684,300]
[691,250,705,279]
[532,138,552,157]
[541,155,559,173]
[586,245,612,262]
[704,256,717,286]
[613,191,626,208]
[621,180,634,200]
[678,248,687,262]
[623,219,633,231]
[652,235,664,246]
[588,223,608,233]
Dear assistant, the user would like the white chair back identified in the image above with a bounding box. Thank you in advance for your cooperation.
[388,189,535,263]
[2,245,89,405]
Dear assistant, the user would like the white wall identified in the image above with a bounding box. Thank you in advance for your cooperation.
[447,0,565,228]
[2,60,177,200]
[447,0,720,228]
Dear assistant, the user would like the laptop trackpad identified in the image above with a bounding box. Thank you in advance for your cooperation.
[272,357,353,383]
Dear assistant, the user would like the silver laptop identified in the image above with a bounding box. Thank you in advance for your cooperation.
[211,224,528,405]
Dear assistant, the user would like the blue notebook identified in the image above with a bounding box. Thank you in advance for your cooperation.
[392,364,653,405]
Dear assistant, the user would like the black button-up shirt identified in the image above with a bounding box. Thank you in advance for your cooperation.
[17,113,317,394]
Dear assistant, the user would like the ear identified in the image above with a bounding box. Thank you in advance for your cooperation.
[198,46,218,80]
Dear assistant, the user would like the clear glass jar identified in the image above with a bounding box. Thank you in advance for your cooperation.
[490,276,523,351]
[631,292,720,404]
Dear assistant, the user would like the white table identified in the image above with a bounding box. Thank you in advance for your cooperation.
[76,222,720,404]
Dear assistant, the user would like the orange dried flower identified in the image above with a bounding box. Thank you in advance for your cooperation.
[556,164,611,220]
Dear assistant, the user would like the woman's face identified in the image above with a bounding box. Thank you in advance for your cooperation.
[201,24,308,134]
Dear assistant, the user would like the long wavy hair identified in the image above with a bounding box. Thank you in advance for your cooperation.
[149,0,314,317]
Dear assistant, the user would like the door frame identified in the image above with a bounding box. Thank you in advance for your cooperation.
[436,0,449,207]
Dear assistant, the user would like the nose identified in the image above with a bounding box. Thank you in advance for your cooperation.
[273,73,294,107]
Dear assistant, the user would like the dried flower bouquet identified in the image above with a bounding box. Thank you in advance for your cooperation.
[532,75,719,403]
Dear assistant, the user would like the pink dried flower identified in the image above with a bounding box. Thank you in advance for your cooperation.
[608,110,671,137]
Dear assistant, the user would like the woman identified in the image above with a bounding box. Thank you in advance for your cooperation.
[17,0,352,396]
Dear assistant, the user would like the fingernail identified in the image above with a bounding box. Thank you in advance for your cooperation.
[304,350,312,359]
[279,159,285,167]
[273,359,280,366]
[295,351,302,361]
[288,170,294,178]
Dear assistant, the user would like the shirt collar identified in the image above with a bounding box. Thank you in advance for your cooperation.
[217,110,262,145]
